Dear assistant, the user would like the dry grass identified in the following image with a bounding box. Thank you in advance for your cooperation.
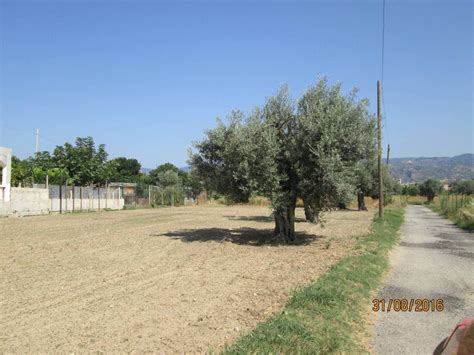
[0,205,373,352]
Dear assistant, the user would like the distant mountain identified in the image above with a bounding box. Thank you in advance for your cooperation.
[141,155,473,183]
[389,154,474,183]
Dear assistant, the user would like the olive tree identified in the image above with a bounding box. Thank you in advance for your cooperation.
[420,179,443,202]
[190,79,375,243]
[353,160,376,211]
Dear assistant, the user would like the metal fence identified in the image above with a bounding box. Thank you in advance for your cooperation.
[125,185,187,207]
[48,185,123,213]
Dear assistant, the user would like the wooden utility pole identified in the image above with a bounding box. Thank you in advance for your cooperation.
[377,80,384,218]
[386,144,390,165]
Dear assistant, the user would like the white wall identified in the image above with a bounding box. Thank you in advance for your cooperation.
[0,185,124,217]
[0,146,12,202]
[9,187,49,216]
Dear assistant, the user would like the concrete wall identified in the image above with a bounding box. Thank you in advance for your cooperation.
[49,185,124,212]
[49,197,124,212]
[9,187,49,216]
[0,185,124,217]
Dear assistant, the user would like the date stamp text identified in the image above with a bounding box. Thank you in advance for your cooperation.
[372,298,444,312]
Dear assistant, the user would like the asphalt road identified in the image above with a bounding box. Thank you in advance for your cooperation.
[373,205,474,354]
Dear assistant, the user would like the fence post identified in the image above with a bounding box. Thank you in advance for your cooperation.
[98,186,101,211]
[72,186,75,212]
[80,187,83,211]
[148,185,151,206]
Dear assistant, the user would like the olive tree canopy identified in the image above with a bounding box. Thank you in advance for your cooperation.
[190,79,375,242]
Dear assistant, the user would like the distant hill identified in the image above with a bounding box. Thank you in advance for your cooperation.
[389,154,474,183]
[141,155,473,183]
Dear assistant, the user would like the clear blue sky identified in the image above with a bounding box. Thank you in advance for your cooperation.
[1,0,472,168]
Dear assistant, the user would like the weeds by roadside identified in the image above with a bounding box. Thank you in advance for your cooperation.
[223,208,404,354]
[427,193,473,231]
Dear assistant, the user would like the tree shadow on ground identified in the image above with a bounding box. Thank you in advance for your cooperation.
[224,215,307,223]
[154,227,320,246]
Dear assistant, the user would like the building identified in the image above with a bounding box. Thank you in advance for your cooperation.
[0,146,12,202]
[108,182,137,204]
[108,182,137,196]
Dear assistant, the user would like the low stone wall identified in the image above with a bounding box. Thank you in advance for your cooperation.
[9,187,49,216]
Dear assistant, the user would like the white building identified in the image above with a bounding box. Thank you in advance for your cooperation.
[0,146,12,202]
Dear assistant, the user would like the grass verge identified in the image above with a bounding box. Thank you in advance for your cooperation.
[426,198,474,232]
[223,208,404,354]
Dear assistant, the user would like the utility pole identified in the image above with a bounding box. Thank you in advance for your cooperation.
[386,144,390,165]
[377,81,384,219]
[35,128,40,153]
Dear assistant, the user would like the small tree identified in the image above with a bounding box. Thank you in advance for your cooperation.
[402,184,420,196]
[184,169,204,200]
[156,170,181,188]
[53,137,109,185]
[354,160,376,211]
[450,180,474,195]
[108,157,141,182]
[419,179,442,202]
[11,156,32,187]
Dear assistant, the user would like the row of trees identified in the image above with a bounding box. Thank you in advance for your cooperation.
[401,179,474,201]
[190,79,392,242]
[11,137,203,200]
[12,137,130,186]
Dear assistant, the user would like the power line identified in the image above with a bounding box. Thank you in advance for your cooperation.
[381,0,386,86]
[381,0,390,146]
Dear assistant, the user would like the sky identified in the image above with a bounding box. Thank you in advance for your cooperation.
[1,0,472,168]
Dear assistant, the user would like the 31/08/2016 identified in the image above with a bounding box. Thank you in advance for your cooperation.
[372,298,444,312]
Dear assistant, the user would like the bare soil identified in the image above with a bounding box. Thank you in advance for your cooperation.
[0,205,373,352]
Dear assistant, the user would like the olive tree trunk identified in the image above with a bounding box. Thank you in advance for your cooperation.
[303,198,317,223]
[358,191,367,211]
[274,194,297,243]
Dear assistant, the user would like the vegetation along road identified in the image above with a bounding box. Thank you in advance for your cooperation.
[373,205,474,354]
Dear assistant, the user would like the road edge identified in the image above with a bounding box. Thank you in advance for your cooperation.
[222,207,405,354]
